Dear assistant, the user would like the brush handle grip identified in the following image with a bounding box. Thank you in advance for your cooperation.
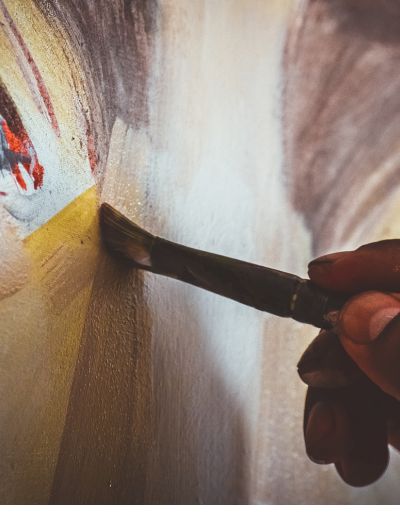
[150,238,347,329]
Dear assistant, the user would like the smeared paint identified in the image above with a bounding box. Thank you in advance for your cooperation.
[86,125,97,175]
[0,0,60,136]
[284,0,400,255]
[1,116,44,191]
[0,81,45,197]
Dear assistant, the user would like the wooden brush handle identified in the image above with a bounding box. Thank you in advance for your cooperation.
[150,237,347,329]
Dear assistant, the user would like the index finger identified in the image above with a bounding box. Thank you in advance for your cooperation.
[308,240,400,294]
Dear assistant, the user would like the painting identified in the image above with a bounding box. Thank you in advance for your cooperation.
[1,0,400,504]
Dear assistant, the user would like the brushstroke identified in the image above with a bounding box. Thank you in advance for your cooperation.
[35,0,158,180]
[0,0,60,136]
[283,0,400,255]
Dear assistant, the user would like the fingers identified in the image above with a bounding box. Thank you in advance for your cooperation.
[304,240,400,484]
[297,330,363,388]
[304,391,350,465]
[308,239,400,294]
[335,381,388,487]
[337,291,400,400]
[304,383,389,487]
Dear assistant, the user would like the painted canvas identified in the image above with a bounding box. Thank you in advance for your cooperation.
[1,0,400,504]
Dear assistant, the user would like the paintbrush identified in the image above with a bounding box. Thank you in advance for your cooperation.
[100,202,349,330]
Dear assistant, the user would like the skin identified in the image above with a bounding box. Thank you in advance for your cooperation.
[303,240,400,487]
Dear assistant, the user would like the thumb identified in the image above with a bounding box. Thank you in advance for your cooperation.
[336,291,400,401]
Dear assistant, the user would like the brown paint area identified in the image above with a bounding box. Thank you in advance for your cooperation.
[284,0,400,254]
[35,0,157,180]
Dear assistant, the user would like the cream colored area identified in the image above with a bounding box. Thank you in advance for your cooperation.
[0,0,94,234]
[141,0,312,504]
[0,187,99,503]
[367,190,400,242]
[101,118,149,223]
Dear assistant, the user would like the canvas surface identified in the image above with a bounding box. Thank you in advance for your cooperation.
[1,0,400,504]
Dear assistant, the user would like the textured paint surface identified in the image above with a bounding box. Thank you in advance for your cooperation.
[1,0,400,505]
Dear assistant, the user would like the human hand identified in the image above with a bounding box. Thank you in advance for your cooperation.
[297,240,400,486]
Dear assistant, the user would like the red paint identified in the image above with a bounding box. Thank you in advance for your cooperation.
[0,192,7,196]
[86,127,97,174]
[1,118,44,190]
[0,0,60,137]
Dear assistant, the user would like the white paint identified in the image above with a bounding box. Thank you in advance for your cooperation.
[140,0,313,503]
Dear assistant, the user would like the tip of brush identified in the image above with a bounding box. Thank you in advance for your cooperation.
[100,203,155,268]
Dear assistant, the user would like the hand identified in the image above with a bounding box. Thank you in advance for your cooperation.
[297,240,400,487]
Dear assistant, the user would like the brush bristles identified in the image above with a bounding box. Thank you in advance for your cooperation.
[100,203,155,268]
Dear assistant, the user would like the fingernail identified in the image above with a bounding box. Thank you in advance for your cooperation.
[369,307,400,341]
[308,259,335,274]
[339,292,400,344]
[308,252,348,269]
[305,402,336,464]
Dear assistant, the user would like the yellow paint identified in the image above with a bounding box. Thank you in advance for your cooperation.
[25,186,100,312]
[0,187,99,503]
